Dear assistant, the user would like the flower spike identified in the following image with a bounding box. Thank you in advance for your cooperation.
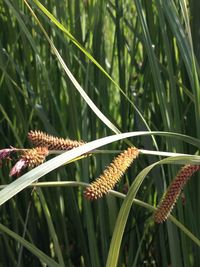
[10,147,49,177]
[84,147,139,200]
[154,164,200,223]
[28,130,85,150]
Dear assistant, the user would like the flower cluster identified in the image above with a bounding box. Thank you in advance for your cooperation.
[1,130,199,217]
[1,131,140,201]
[28,130,85,150]
[154,164,200,223]
[0,130,85,177]
[9,147,49,177]
[84,147,139,200]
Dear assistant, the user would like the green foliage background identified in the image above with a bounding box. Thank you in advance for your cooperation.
[0,0,200,266]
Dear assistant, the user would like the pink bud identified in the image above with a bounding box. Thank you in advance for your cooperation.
[0,148,17,160]
[9,159,27,177]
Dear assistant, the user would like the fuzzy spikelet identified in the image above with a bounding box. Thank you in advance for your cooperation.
[21,147,49,167]
[10,147,49,176]
[28,130,85,150]
[154,164,200,223]
[84,147,139,200]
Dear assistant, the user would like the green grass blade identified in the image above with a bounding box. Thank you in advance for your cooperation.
[30,0,156,136]
[24,0,120,134]
[1,130,200,206]
[1,131,200,206]
[37,189,65,266]
[106,155,200,267]
[0,223,62,267]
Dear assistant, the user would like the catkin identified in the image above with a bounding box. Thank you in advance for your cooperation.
[21,147,49,167]
[28,130,85,150]
[154,164,200,223]
[10,147,49,176]
[84,147,139,200]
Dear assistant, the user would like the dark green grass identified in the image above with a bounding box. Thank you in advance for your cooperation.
[0,0,200,266]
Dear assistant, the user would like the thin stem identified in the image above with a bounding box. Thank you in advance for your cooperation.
[0,181,199,247]
[45,149,194,158]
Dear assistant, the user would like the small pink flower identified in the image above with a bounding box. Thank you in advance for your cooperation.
[9,159,27,177]
[0,148,16,160]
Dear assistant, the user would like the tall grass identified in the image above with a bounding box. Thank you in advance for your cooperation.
[0,0,200,266]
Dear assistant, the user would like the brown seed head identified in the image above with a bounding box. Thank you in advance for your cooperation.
[28,130,85,150]
[84,147,139,200]
[154,164,200,223]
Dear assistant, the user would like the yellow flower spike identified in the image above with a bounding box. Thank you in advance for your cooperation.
[84,147,139,200]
